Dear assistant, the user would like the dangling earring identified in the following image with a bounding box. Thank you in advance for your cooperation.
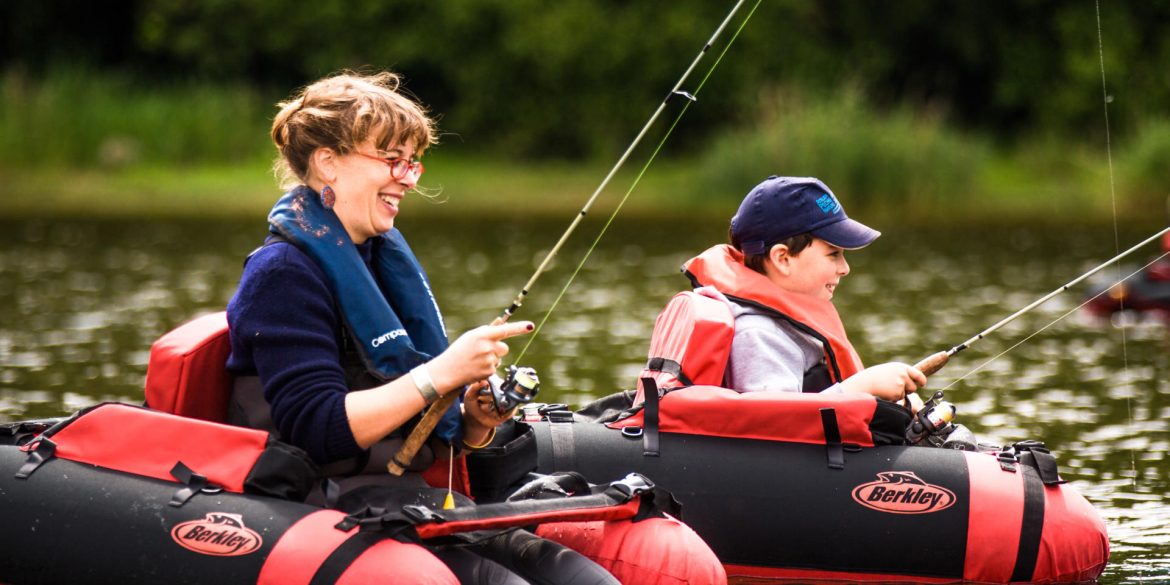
[320,185,336,209]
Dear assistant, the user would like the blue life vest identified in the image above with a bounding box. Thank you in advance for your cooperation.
[267,186,462,443]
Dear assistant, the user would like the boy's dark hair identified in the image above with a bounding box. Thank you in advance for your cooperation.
[728,228,814,275]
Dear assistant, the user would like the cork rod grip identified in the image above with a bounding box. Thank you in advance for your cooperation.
[388,316,507,476]
[914,351,951,377]
[387,391,459,476]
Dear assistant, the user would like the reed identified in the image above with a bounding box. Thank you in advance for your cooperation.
[2,71,1159,222]
[691,85,989,216]
[1117,118,1170,214]
[0,68,271,168]
[689,85,1168,222]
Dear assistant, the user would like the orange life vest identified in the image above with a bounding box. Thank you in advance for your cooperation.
[636,245,863,403]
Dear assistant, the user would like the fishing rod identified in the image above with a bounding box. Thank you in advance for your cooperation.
[913,225,1170,378]
[389,0,755,476]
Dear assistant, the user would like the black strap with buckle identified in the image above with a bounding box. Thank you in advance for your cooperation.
[819,408,845,470]
[169,461,211,507]
[1014,440,1064,485]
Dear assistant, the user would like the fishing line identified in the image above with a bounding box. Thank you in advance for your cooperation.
[515,0,763,362]
[942,251,1170,391]
[390,1,759,471]
[497,0,752,334]
[923,4,1149,388]
[914,227,1169,376]
[1095,0,1138,488]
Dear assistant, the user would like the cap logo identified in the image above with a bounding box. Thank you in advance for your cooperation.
[815,193,841,215]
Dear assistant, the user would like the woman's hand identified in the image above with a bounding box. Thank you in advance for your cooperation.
[838,362,927,402]
[346,321,532,449]
[462,381,516,436]
[428,321,534,393]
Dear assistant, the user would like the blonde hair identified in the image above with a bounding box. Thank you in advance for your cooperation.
[270,71,438,189]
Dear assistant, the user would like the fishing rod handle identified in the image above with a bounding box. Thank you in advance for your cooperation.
[388,316,509,476]
[899,352,949,413]
[914,351,951,377]
[387,391,459,475]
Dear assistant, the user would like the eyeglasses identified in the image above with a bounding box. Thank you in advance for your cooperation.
[354,152,425,181]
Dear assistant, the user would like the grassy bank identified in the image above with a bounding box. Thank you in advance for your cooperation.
[2,70,1164,223]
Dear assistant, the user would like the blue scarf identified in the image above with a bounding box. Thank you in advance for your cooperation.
[267,185,462,443]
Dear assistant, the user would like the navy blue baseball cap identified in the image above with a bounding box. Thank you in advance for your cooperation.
[730,176,880,255]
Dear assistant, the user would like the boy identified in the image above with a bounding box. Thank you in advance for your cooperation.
[685,176,925,401]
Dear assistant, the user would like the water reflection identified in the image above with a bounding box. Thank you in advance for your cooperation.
[0,216,1167,583]
[0,219,257,416]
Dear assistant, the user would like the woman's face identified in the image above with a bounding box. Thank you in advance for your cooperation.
[329,138,420,244]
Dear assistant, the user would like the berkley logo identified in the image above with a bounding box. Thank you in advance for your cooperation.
[171,512,263,557]
[851,471,956,514]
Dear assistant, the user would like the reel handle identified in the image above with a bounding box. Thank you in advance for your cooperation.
[388,316,507,476]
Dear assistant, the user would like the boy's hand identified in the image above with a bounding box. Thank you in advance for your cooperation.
[839,362,927,402]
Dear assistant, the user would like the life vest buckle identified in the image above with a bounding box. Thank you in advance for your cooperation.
[996,450,1018,473]
[609,473,655,498]
[621,426,644,438]
[1012,439,1050,454]
[544,408,574,423]
[402,504,445,524]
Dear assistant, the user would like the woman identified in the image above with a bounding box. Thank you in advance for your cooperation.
[225,71,618,584]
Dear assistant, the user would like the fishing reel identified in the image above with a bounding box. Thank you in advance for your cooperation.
[906,391,977,450]
[481,365,541,414]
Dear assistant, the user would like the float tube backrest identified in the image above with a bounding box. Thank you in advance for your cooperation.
[144,311,233,423]
[635,287,734,405]
[142,312,474,496]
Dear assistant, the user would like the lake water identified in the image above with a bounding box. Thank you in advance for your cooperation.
[1,215,1167,583]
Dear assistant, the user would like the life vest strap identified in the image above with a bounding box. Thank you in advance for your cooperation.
[643,357,693,387]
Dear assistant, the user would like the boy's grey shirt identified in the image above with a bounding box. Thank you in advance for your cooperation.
[722,300,843,394]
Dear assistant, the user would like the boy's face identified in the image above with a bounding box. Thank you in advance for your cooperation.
[775,238,850,301]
